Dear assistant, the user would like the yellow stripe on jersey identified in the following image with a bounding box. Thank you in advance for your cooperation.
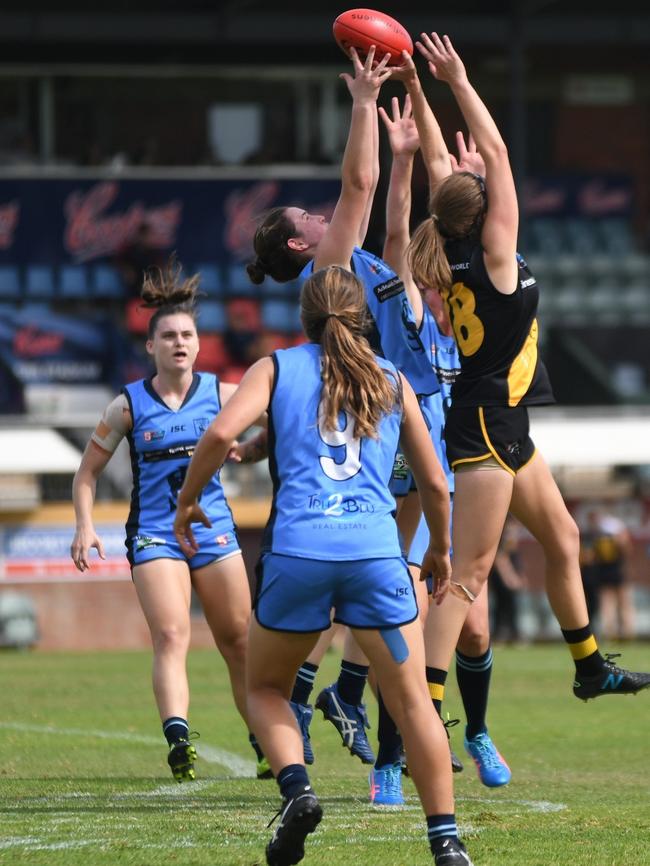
[507,318,539,407]
[568,635,598,660]
[428,682,445,702]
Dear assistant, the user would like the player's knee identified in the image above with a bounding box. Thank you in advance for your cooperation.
[546,515,580,565]
[457,621,488,655]
[218,629,248,665]
[152,623,190,654]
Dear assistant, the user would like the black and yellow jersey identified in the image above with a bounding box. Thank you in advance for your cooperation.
[442,236,555,408]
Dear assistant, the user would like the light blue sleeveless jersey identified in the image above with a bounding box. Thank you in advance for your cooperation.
[418,307,460,493]
[263,342,402,560]
[300,248,439,398]
[123,373,234,544]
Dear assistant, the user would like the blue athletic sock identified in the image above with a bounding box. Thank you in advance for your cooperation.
[291,662,319,705]
[162,716,189,746]
[456,647,493,739]
[375,689,402,768]
[336,660,369,706]
[248,732,264,761]
[277,763,311,800]
[427,813,458,848]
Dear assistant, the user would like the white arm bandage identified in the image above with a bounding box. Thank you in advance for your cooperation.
[90,394,131,453]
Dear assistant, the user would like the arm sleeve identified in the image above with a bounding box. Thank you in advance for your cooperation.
[90,393,131,453]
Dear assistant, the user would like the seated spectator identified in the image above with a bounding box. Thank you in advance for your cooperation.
[223,299,266,366]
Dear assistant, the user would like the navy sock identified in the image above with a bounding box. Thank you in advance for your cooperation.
[427,813,458,849]
[561,625,605,676]
[248,732,264,761]
[162,716,189,746]
[336,660,369,706]
[456,647,493,739]
[426,666,448,717]
[375,689,402,768]
[291,662,319,705]
[277,763,311,801]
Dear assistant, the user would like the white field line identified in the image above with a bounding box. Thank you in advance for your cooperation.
[0,721,256,778]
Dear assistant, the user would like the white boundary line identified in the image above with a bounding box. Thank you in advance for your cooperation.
[0,721,256,778]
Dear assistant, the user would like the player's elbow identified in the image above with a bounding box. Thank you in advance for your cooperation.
[205,421,234,448]
[344,169,374,195]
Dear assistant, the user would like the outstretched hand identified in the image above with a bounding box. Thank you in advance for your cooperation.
[450,130,486,176]
[340,45,393,103]
[416,32,467,87]
[388,49,419,87]
[378,94,420,157]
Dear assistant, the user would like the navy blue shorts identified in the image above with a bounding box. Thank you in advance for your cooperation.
[127,527,241,570]
[254,553,418,633]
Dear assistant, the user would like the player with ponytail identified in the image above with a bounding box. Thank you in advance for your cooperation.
[174,264,475,866]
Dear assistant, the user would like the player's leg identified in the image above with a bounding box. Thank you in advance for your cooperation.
[352,620,474,865]
[192,552,250,722]
[191,551,265,769]
[456,586,510,787]
[289,622,345,765]
[249,550,332,864]
[315,626,375,764]
[423,466,513,679]
[133,558,195,780]
[373,563,430,797]
[510,451,650,698]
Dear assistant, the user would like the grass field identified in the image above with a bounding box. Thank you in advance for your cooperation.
[1,642,649,866]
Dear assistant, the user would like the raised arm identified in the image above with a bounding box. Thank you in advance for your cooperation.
[391,50,452,191]
[417,33,518,286]
[356,94,380,248]
[314,46,392,271]
[378,93,423,327]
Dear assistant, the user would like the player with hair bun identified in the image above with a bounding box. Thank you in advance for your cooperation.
[246,45,442,770]
[70,258,267,781]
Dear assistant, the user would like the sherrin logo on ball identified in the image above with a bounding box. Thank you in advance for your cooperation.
[333,8,413,66]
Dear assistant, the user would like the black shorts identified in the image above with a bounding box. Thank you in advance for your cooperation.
[597,563,625,588]
[444,405,536,476]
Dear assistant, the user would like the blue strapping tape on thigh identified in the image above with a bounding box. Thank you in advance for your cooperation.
[379,627,409,664]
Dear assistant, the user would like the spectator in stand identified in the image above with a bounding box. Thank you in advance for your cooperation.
[584,507,636,641]
[489,516,526,644]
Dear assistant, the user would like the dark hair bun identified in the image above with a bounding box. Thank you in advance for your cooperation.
[246,259,267,285]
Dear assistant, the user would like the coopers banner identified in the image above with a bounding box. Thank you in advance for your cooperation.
[0,175,340,272]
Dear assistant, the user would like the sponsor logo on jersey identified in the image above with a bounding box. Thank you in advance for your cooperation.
[143,429,165,442]
[374,276,404,303]
[392,452,409,480]
[134,535,167,550]
[520,276,536,289]
[142,444,195,462]
[194,417,209,436]
[307,493,376,516]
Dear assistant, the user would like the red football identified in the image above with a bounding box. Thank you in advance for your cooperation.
[333,8,413,67]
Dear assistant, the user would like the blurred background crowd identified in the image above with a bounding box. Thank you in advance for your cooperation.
[1,0,650,650]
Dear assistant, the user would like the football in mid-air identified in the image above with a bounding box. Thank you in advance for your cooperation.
[333,8,413,66]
